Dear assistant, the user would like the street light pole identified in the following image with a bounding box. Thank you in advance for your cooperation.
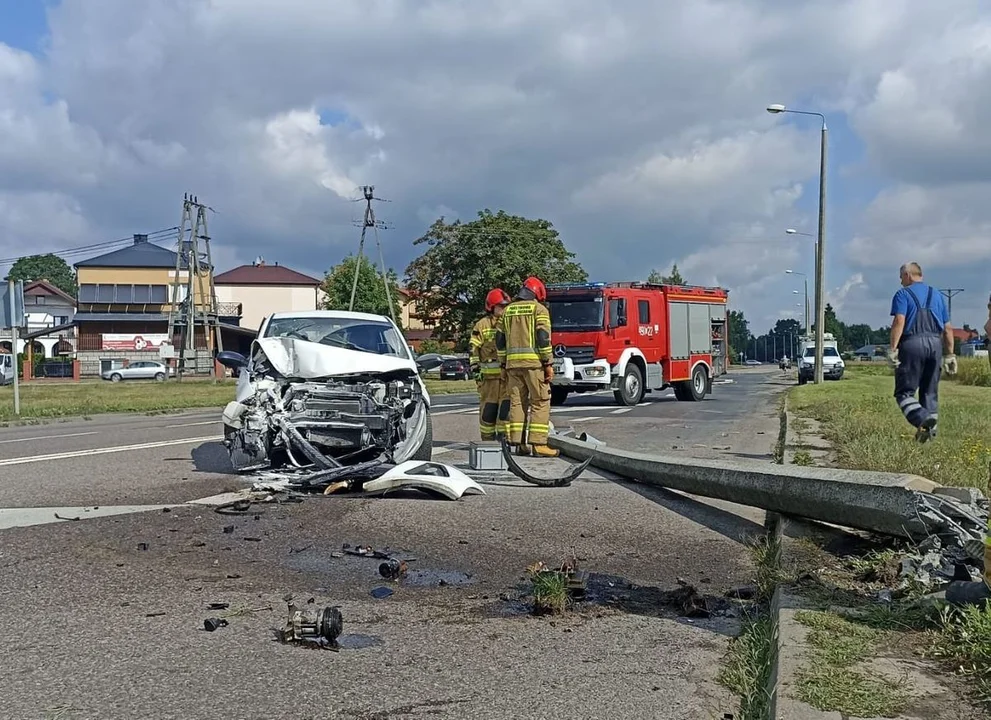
[786,271,810,334]
[770,104,827,384]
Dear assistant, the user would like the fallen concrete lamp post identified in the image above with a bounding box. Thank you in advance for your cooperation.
[548,434,988,555]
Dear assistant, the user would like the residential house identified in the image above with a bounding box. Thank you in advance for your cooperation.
[73,234,246,377]
[214,259,324,332]
[396,287,444,351]
[952,326,980,345]
[0,280,76,358]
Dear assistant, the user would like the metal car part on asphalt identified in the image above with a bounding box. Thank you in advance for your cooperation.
[280,601,344,650]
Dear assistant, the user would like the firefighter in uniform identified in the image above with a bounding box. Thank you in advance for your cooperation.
[469,288,511,441]
[495,276,559,458]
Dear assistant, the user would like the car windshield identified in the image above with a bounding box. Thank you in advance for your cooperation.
[263,316,409,358]
[804,347,840,357]
[548,296,605,331]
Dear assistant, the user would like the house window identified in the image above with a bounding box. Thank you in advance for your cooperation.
[96,285,115,302]
[132,285,151,302]
[638,299,650,324]
[151,285,168,303]
[79,284,97,302]
[115,285,133,303]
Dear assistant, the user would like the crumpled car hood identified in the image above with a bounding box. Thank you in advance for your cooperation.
[253,336,419,379]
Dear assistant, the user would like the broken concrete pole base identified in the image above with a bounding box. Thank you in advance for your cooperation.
[547,434,986,547]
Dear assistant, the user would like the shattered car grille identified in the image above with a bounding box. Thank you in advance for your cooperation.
[222,336,431,475]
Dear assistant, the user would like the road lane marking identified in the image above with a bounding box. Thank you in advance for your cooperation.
[0,431,99,445]
[0,435,222,467]
[433,407,475,416]
[165,420,220,428]
[552,406,611,414]
[611,408,632,414]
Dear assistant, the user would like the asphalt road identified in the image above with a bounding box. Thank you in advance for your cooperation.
[0,366,788,720]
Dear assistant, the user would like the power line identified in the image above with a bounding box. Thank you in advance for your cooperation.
[0,227,178,265]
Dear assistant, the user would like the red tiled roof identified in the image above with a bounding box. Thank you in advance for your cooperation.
[952,328,979,342]
[214,264,321,286]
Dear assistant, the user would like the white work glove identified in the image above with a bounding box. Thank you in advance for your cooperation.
[942,354,958,375]
[886,349,900,368]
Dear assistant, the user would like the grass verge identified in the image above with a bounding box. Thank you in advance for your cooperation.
[794,610,908,717]
[0,376,476,422]
[931,602,991,706]
[789,364,991,492]
[718,533,780,720]
[0,380,236,422]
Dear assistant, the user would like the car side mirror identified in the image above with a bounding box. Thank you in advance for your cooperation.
[217,350,248,371]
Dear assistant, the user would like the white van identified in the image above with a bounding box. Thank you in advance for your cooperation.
[0,352,14,386]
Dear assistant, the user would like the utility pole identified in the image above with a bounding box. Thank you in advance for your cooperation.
[166,194,223,380]
[939,288,964,320]
[349,185,396,323]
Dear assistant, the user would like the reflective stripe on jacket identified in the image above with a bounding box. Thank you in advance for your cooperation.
[468,314,502,377]
[495,299,553,369]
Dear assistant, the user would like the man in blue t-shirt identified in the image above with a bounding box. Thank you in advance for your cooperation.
[887,262,957,442]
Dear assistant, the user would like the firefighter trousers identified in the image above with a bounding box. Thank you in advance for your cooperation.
[477,376,507,440]
[501,367,551,445]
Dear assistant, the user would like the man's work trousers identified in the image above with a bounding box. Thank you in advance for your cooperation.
[503,367,551,445]
[477,376,507,440]
[894,334,942,428]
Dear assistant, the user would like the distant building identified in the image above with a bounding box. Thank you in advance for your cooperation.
[396,287,443,351]
[214,259,324,332]
[852,343,889,359]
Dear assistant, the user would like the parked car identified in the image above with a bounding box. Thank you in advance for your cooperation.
[101,360,170,382]
[439,357,470,381]
[743,359,762,366]
[797,346,845,384]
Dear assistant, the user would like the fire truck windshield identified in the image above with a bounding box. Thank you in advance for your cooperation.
[548,296,605,331]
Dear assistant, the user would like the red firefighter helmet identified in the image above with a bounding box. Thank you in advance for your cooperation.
[522,276,546,302]
[485,288,511,312]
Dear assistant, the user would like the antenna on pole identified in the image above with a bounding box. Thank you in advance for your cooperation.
[348,185,396,322]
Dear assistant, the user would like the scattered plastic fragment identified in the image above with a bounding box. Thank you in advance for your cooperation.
[370,587,394,599]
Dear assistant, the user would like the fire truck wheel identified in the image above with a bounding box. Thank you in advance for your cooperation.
[550,386,570,406]
[676,365,708,402]
[613,363,644,406]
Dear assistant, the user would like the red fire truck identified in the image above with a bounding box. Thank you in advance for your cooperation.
[544,281,729,407]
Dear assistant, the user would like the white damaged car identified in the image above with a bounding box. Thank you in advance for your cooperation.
[217,310,434,474]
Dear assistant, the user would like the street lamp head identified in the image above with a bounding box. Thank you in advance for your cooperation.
[785,228,798,235]
[785,269,795,274]
[767,104,786,114]
[793,290,800,294]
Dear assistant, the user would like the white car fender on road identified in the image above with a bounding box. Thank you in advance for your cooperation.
[362,461,486,500]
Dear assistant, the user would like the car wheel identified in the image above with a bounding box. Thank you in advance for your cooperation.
[613,363,643,406]
[110,373,122,382]
[410,411,433,461]
[154,372,166,382]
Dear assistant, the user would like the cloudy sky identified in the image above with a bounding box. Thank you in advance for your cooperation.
[1,0,990,334]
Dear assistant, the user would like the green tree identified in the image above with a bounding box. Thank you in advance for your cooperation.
[321,254,402,325]
[7,254,77,297]
[647,263,685,285]
[404,209,587,346]
[727,309,750,360]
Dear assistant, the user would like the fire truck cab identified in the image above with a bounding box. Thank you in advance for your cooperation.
[544,282,729,407]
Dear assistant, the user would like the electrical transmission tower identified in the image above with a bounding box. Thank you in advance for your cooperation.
[348,185,396,322]
[939,288,964,319]
[166,194,223,380]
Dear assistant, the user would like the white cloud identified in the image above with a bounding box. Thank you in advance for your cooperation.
[1,0,991,330]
